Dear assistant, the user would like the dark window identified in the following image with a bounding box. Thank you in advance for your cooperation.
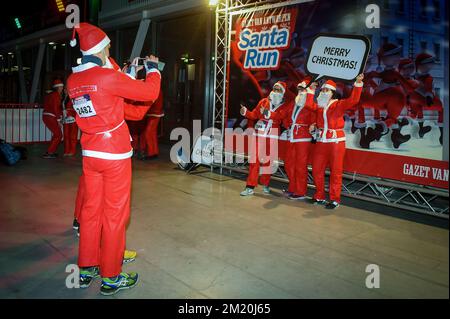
[397,0,405,13]
[434,43,441,61]
[420,0,428,17]
[432,0,440,20]
[421,41,428,52]
[397,38,404,56]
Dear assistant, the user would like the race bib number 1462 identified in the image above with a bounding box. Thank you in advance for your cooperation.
[73,94,97,118]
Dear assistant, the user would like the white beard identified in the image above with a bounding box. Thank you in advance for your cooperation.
[269,91,283,109]
[317,92,332,108]
[295,93,306,107]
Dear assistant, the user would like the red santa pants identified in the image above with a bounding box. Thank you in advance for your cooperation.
[312,141,346,203]
[74,175,85,220]
[141,117,160,156]
[284,142,296,193]
[246,136,277,188]
[288,142,311,196]
[42,115,62,154]
[78,156,132,278]
[63,123,78,155]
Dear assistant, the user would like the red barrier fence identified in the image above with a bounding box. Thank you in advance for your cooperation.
[0,103,51,144]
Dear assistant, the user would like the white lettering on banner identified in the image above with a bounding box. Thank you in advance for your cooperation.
[432,168,449,182]
[237,25,290,69]
[241,13,291,28]
[403,164,449,182]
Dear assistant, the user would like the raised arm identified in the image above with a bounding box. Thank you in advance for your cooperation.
[337,74,364,111]
[104,69,161,102]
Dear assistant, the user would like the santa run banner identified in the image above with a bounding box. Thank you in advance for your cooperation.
[225,1,449,189]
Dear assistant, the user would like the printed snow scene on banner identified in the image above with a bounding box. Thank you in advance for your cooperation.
[235,7,298,70]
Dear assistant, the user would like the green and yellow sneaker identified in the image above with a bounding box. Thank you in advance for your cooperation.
[79,266,100,288]
[100,272,139,296]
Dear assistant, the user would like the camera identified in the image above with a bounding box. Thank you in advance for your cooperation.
[137,58,165,71]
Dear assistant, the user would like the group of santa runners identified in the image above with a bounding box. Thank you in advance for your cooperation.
[239,74,364,211]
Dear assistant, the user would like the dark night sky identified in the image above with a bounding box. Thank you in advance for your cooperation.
[0,0,48,28]
[0,0,82,42]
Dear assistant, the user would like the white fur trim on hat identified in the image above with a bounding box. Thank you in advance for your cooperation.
[81,36,111,55]
[53,83,64,88]
[383,46,402,56]
[297,81,307,88]
[419,56,435,64]
[273,82,286,93]
[322,83,336,91]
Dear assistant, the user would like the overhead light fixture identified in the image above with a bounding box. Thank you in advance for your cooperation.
[8,52,13,55]
[55,0,65,12]
[14,17,22,29]
[49,42,55,45]
[61,43,66,47]
[209,0,219,6]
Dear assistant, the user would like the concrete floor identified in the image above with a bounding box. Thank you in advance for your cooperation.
[0,144,448,299]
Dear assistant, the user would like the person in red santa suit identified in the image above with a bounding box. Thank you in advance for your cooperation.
[140,89,164,160]
[363,43,410,149]
[66,22,160,296]
[308,75,364,209]
[61,87,78,156]
[42,79,64,158]
[413,53,444,144]
[239,81,293,196]
[264,79,317,199]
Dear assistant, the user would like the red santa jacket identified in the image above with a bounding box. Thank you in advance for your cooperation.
[307,83,363,143]
[43,91,62,119]
[62,95,77,124]
[123,89,164,121]
[148,90,164,117]
[366,68,403,93]
[414,73,434,99]
[67,62,161,160]
[243,98,294,139]
[266,90,316,142]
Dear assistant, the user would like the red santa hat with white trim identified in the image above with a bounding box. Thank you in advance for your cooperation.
[273,81,287,94]
[399,58,414,70]
[297,78,311,89]
[52,79,64,88]
[415,53,435,68]
[321,80,336,91]
[69,22,111,56]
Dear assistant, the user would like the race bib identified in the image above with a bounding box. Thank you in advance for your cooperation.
[73,94,97,118]
[255,120,268,132]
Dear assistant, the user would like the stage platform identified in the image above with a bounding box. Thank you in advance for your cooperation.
[0,144,448,298]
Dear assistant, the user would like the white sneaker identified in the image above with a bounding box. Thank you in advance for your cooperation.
[262,186,271,194]
[240,188,255,196]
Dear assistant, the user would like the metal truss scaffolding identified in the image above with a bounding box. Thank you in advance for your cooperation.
[210,0,449,218]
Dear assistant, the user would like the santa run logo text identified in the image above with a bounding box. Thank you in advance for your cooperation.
[169,120,280,174]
